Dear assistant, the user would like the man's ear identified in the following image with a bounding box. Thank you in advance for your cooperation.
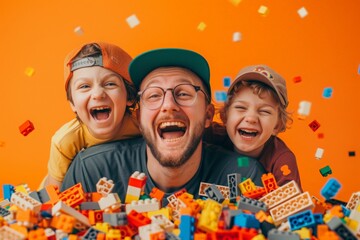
[204,104,215,128]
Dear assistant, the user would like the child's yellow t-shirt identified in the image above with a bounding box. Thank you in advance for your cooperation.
[47,113,140,182]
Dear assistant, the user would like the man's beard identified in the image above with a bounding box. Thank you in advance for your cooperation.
[142,122,205,168]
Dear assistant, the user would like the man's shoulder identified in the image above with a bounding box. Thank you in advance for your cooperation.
[76,137,145,160]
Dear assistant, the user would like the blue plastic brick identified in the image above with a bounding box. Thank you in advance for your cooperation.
[320,178,341,200]
[2,184,15,201]
[223,77,231,87]
[322,87,333,98]
[288,209,315,231]
[234,213,260,229]
[82,227,105,240]
[179,215,195,240]
[215,90,227,102]
[223,208,243,228]
[341,205,351,217]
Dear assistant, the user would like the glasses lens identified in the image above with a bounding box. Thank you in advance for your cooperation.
[174,84,197,106]
[141,87,164,109]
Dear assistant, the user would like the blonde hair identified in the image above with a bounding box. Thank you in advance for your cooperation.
[219,80,292,133]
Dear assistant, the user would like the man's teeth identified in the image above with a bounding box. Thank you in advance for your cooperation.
[159,121,185,129]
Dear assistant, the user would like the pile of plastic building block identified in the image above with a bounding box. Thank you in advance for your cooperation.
[1,172,359,239]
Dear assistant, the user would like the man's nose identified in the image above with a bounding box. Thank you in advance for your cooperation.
[160,90,180,111]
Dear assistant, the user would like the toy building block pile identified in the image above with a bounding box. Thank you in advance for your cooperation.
[1,172,359,239]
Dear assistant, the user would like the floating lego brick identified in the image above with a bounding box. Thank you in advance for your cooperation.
[297,101,311,117]
[320,178,341,200]
[293,76,302,83]
[319,165,332,177]
[269,192,314,225]
[229,0,242,6]
[297,7,308,18]
[258,5,269,16]
[348,151,356,157]
[237,156,249,167]
[232,32,242,42]
[227,173,241,202]
[96,177,114,197]
[126,14,140,28]
[19,120,35,136]
[0,141,4,147]
[215,91,227,102]
[197,22,206,31]
[223,77,231,87]
[73,26,84,36]
[323,87,333,98]
[2,184,15,200]
[288,210,315,231]
[24,67,35,77]
[261,173,278,193]
[315,147,324,160]
[309,120,321,132]
[280,165,291,176]
[259,180,301,209]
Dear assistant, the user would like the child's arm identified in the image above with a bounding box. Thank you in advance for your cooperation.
[44,175,62,189]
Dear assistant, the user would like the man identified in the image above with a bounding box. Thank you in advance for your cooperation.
[61,48,266,206]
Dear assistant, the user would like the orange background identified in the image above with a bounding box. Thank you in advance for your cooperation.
[0,1,359,201]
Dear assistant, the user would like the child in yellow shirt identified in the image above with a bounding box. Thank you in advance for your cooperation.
[43,42,141,188]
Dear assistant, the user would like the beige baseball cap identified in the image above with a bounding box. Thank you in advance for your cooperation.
[229,65,288,107]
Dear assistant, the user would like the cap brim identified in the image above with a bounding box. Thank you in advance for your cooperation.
[129,48,210,94]
[230,72,286,106]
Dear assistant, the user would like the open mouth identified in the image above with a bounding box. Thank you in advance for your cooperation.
[158,121,186,140]
[90,107,111,121]
[238,129,258,137]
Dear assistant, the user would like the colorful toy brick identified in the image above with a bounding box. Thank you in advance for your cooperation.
[346,191,360,211]
[315,147,324,160]
[0,225,26,239]
[259,180,302,209]
[16,208,38,228]
[149,187,165,202]
[151,214,175,232]
[267,228,300,240]
[197,199,222,232]
[98,193,121,212]
[227,173,241,202]
[199,182,229,199]
[58,183,85,208]
[125,171,147,203]
[237,195,268,213]
[288,209,315,231]
[243,187,266,200]
[88,210,103,225]
[319,165,332,177]
[139,222,165,240]
[327,216,357,240]
[261,173,278,193]
[293,76,302,83]
[234,212,260,229]
[323,87,333,98]
[177,192,201,215]
[96,177,114,197]
[125,198,160,214]
[19,120,35,136]
[309,120,321,132]
[297,101,311,117]
[2,184,15,201]
[50,214,76,233]
[127,210,151,227]
[239,178,256,194]
[103,212,127,227]
[269,191,314,225]
[179,215,195,240]
[204,184,225,203]
[10,191,42,213]
[320,178,341,200]
[52,201,90,231]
